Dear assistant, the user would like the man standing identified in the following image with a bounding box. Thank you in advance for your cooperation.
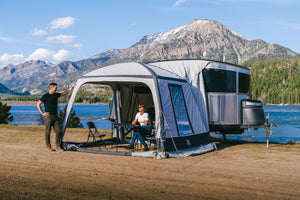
[37,82,76,151]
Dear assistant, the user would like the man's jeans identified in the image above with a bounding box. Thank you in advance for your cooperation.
[44,115,61,148]
[130,125,152,146]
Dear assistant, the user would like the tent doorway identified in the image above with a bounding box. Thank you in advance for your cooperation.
[113,83,155,125]
[63,82,157,154]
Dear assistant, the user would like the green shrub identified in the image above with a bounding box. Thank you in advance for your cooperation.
[57,106,83,128]
[0,102,13,124]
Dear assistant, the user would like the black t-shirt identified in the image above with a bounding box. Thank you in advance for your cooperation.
[40,93,61,115]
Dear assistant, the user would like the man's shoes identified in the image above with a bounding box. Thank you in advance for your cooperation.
[143,145,149,151]
[126,143,134,149]
[56,146,64,151]
[47,147,56,152]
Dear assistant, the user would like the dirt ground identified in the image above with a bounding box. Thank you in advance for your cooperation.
[1,124,300,200]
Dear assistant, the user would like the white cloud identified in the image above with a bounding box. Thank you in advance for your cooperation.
[47,35,77,44]
[31,28,48,36]
[28,48,55,61]
[0,48,73,66]
[0,36,13,42]
[0,53,25,65]
[51,16,75,29]
[173,0,188,7]
[28,48,72,62]
[53,49,73,61]
[72,43,83,49]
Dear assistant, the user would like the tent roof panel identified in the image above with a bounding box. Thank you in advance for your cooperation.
[83,62,152,77]
[149,59,250,82]
[82,62,186,81]
[149,60,211,82]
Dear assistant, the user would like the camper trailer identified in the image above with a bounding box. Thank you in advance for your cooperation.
[149,60,265,135]
[61,59,264,158]
[203,63,265,134]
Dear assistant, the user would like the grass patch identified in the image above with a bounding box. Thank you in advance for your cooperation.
[0,125,44,142]
[0,124,44,131]
[5,132,43,143]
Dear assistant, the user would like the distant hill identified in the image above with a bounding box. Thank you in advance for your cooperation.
[0,49,122,94]
[0,19,299,94]
[0,83,29,96]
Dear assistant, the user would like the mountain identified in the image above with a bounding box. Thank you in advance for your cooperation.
[0,49,123,94]
[0,83,29,96]
[1,19,299,94]
[0,60,55,94]
[107,19,299,64]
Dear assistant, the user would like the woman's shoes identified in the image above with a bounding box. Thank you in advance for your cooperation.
[126,143,149,151]
[126,143,134,149]
[143,145,149,151]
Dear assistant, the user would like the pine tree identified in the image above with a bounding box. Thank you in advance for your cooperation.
[0,102,13,124]
[57,106,83,128]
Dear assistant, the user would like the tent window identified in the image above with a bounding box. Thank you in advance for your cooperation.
[168,84,193,136]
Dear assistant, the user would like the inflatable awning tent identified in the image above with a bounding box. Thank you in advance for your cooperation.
[62,60,217,158]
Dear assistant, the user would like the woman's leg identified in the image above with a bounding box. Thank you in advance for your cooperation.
[136,132,146,146]
[128,126,151,150]
[131,132,137,143]
[126,132,138,149]
[131,132,146,146]
[141,125,152,135]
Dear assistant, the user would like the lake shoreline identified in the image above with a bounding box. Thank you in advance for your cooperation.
[2,100,300,106]
[6,104,300,144]
[2,101,108,106]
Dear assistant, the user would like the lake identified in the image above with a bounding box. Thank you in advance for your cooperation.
[211,105,300,144]
[9,104,112,130]
[9,104,300,144]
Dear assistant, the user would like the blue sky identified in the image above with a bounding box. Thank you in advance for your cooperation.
[0,0,300,66]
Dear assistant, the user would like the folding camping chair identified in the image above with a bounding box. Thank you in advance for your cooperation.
[87,122,106,147]
[145,124,156,149]
[145,107,156,149]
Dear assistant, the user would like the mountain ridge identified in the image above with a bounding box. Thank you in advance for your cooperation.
[0,19,299,95]
[103,19,298,65]
[0,83,29,96]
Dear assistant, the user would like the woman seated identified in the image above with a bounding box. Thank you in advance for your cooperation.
[126,104,152,151]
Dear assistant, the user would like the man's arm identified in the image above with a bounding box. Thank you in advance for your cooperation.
[61,83,76,97]
[36,100,49,116]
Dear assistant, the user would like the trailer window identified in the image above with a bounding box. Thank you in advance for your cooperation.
[168,84,193,136]
[239,73,250,93]
[203,69,236,93]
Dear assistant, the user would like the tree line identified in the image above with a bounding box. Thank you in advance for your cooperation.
[1,85,112,104]
[243,58,300,105]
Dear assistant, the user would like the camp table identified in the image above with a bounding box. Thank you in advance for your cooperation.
[112,122,140,143]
